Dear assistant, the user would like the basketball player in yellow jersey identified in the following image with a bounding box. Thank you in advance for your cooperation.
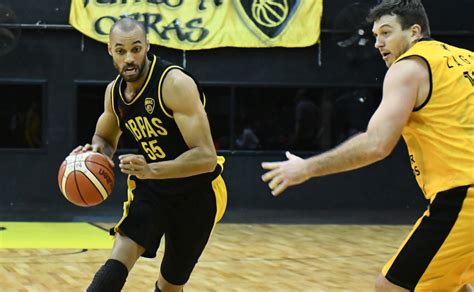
[72,18,227,292]
[262,0,473,290]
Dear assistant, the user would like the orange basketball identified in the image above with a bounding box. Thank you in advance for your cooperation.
[58,151,115,207]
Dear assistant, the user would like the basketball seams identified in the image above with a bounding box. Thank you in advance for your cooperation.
[84,155,114,196]
[72,155,89,207]
[85,160,115,182]
[77,170,108,201]
[81,167,109,200]
[58,152,114,207]
[82,152,115,182]
[61,157,76,193]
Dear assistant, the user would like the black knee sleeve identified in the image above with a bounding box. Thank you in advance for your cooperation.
[87,259,129,292]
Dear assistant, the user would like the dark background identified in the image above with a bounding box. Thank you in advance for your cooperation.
[0,0,472,223]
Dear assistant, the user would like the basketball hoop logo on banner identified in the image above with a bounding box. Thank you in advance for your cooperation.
[234,0,299,40]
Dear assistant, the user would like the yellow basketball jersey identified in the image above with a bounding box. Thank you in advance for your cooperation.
[396,40,474,199]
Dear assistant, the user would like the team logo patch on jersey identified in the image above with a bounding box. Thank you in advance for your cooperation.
[145,97,155,114]
[234,0,299,40]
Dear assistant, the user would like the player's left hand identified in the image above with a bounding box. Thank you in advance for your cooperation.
[119,154,151,179]
[261,151,310,196]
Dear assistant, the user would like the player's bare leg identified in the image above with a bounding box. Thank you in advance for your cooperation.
[375,274,408,292]
[154,272,185,292]
[459,284,473,292]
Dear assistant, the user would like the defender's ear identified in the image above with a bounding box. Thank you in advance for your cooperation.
[411,24,423,41]
[107,44,112,56]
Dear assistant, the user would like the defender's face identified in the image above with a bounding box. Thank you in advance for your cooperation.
[372,15,413,68]
[108,27,149,82]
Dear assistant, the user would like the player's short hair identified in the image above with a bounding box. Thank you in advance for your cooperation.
[110,17,146,36]
[367,0,431,37]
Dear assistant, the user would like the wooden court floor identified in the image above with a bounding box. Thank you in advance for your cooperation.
[1,223,412,291]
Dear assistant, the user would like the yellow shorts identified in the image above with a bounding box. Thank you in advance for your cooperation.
[382,185,474,290]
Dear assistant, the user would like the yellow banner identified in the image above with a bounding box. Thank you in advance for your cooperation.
[69,0,323,50]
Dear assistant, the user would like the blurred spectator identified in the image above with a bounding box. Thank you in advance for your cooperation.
[332,89,373,145]
[235,115,260,150]
[24,101,41,148]
[292,89,322,151]
[9,104,26,147]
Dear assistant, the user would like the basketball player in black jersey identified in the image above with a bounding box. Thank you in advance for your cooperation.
[73,18,227,292]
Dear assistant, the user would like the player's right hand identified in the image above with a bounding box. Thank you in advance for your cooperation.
[70,143,100,155]
[70,144,115,167]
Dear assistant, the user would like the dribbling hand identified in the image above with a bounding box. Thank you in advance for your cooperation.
[71,143,99,155]
[70,144,115,167]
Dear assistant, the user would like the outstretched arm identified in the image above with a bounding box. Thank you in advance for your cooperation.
[262,58,428,196]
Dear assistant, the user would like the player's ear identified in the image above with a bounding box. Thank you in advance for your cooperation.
[146,40,150,53]
[107,43,112,56]
[410,24,423,41]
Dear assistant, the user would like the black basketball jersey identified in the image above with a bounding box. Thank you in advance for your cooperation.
[111,54,221,194]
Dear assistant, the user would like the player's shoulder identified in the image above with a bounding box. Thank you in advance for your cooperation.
[391,56,428,76]
[106,80,115,90]
[163,68,193,90]
[103,81,115,96]
[384,57,429,89]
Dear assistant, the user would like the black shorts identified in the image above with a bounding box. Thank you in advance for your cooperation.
[111,175,227,285]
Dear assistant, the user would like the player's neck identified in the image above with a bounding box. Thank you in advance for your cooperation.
[124,57,151,99]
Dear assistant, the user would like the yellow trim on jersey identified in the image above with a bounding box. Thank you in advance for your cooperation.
[110,76,121,128]
[157,65,183,119]
[119,55,157,105]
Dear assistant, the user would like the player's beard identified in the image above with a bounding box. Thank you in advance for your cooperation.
[116,57,147,82]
